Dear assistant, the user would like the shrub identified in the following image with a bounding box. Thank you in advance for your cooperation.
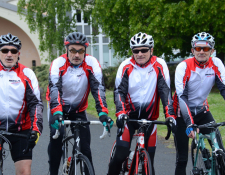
[33,64,50,99]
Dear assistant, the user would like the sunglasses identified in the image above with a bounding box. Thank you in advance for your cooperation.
[0,49,19,54]
[132,49,150,54]
[194,47,211,52]
[69,49,85,54]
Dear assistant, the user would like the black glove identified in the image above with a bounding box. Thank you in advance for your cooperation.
[165,117,177,133]
[99,115,114,130]
[116,114,128,129]
[26,131,40,152]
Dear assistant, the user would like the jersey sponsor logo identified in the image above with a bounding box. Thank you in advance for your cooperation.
[205,73,214,77]
[77,73,84,77]
[148,69,154,75]
[9,80,21,84]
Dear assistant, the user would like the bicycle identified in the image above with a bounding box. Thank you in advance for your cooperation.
[0,130,29,175]
[53,118,110,175]
[191,122,225,175]
[109,118,172,175]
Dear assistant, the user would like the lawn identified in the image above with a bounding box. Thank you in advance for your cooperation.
[87,90,225,145]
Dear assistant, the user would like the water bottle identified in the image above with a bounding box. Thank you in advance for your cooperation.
[127,151,135,169]
[66,157,71,174]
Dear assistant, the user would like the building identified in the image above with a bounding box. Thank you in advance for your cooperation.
[0,1,120,69]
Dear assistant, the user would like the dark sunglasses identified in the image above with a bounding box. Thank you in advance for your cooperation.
[132,49,150,54]
[194,47,211,52]
[0,49,19,54]
[69,49,85,54]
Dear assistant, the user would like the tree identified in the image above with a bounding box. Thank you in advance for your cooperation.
[92,0,225,62]
[17,0,93,61]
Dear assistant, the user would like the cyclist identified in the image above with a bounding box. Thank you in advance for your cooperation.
[0,33,43,175]
[107,32,176,175]
[46,31,113,175]
[173,32,225,175]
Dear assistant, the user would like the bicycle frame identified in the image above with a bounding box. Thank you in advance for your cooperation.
[129,128,147,175]
[56,119,109,175]
[193,126,224,175]
[118,119,171,175]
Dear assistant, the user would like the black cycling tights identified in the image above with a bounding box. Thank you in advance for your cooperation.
[48,112,94,175]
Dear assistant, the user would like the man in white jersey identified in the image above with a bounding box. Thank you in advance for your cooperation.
[173,32,225,174]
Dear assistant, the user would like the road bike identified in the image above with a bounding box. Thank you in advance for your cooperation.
[0,130,29,175]
[53,118,110,175]
[191,122,225,175]
[109,119,172,175]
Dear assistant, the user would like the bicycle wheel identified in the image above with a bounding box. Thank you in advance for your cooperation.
[134,149,152,175]
[191,140,207,174]
[69,154,94,175]
[215,150,225,175]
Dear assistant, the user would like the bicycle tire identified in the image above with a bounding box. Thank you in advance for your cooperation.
[134,149,152,175]
[69,154,94,175]
[215,150,225,175]
[191,140,207,174]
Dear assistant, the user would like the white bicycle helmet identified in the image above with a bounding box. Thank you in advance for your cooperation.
[64,32,89,48]
[191,32,215,48]
[130,32,154,49]
[0,33,22,50]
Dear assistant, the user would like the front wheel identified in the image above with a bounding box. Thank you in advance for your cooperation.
[134,149,152,175]
[69,154,94,175]
[215,150,225,175]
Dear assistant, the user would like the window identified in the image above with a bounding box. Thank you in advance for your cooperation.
[103,45,109,68]
[103,37,109,43]
[92,37,99,44]
[76,10,81,22]
[84,25,91,35]
[93,45,99,61]
[76,26,82,33]
[32,60,36,67]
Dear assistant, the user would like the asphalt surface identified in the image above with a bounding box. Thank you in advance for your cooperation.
[3,102,191,175]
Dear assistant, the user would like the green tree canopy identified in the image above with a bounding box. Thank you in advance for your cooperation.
[18,0,225,62]
[92,0,225,62]
[17,0,93,61]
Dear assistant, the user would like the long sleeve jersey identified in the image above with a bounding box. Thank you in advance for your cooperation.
[46,53,108,115]
[114,56,175,120]
[0,62,43,133]
[174,56,225,127]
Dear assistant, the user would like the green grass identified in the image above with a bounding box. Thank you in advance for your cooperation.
[87,91,225,146]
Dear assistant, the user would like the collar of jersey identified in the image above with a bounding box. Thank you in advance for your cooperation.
[0,60,18,71]
[194,57,210,69]
[131,56,154,68]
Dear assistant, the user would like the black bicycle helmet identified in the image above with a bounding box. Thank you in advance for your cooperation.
[0,33,22,50]
[64,32,89,48]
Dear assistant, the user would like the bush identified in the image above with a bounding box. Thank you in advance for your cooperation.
[102,66,119,90]
[33,64,50,99]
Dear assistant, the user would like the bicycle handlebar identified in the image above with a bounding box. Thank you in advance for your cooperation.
[52,120,109,139]
[193,122,225,130]
[117,118,172,140]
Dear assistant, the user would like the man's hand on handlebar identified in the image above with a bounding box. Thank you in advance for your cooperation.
[165,117,177,133]
[51,114,64,130]
[99,114,114,132]
[116,114,128,129]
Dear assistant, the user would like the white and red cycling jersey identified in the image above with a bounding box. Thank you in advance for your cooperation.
[46,53,108,115]
[114,56,175,120]
[173,56,225,127]
[0,62,43,133]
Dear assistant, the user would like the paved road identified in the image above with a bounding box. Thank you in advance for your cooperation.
[3,102,191,175]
